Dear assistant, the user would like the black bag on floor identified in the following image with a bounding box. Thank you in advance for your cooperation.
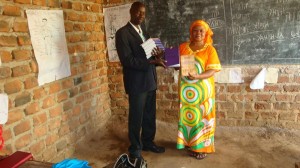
[113,153,147,168]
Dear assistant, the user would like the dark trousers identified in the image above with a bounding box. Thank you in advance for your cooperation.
[128,90,156,158]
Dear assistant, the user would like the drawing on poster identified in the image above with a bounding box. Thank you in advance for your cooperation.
[26,10,71,86]
[41,18,53,56]
[104,3,132,62]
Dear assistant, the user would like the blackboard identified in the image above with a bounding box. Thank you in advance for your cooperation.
[142,0,300,64]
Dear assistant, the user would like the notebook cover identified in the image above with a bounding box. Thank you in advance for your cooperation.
[0,151,33,168]
[165,47,179,67]
[180,55,196,76]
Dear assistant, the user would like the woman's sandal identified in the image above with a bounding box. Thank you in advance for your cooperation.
[194,153,207,160]
[188,151,207,160]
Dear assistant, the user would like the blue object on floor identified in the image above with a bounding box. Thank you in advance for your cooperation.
[52,158,91,168]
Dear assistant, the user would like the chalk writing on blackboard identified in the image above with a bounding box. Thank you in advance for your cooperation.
[143,0,300,64]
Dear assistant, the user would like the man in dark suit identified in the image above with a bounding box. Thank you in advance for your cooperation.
[115,1,166,162]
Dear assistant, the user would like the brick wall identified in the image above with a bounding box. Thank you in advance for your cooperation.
[0,0,112,162]
[109,64,300,129]
[1,0,300,163]
[104,2,300,131]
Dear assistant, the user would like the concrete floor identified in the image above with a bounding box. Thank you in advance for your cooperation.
[74,117,300,168]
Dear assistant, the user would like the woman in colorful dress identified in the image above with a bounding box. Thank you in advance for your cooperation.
[177,20,221,160]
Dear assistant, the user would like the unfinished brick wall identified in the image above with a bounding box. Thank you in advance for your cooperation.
[103,2,300,131]
[1,0,300,163]
[109,64,300,129]
[0,0,111,162]
[216,66,300,129]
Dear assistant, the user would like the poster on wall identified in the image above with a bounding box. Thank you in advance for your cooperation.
[104,3,132,62]
[0,94,8,124]
[26,10,71,86]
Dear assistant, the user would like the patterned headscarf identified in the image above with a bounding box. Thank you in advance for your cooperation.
[189,20,214,45]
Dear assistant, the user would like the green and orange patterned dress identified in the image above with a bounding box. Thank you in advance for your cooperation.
[177,42,221,154]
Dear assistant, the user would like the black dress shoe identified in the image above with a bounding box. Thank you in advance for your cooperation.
[142,144,165,153]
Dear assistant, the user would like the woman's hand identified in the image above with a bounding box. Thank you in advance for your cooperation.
[187,73,199,80]
[187,69,218,80]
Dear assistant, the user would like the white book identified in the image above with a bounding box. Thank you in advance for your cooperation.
[141,38,164,59]
[141,39,155,48]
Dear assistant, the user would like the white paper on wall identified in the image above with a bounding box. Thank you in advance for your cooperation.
[26,10,71,86]
[0,94,9,124]
[250,68,266,89]
[265,68,279,83]
[104,3,132,62]
[229,68,244,83]
[214,70,228,83]
[214,68,243,83]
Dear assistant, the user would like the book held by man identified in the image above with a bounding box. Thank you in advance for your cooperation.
[141,38,164,59]
[164,47,180,67]
[180,55,197,76]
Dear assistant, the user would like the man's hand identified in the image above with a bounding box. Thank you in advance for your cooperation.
[149,58,166,68]
[156,58,166,68]
[151,47,164,59]
[149,47,166,68]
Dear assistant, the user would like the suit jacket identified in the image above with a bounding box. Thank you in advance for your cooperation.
[115,22,157,94]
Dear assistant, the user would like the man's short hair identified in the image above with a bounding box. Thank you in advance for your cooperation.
[130,1,145,14]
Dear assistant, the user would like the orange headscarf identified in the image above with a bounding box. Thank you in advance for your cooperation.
[189,20,214,45]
